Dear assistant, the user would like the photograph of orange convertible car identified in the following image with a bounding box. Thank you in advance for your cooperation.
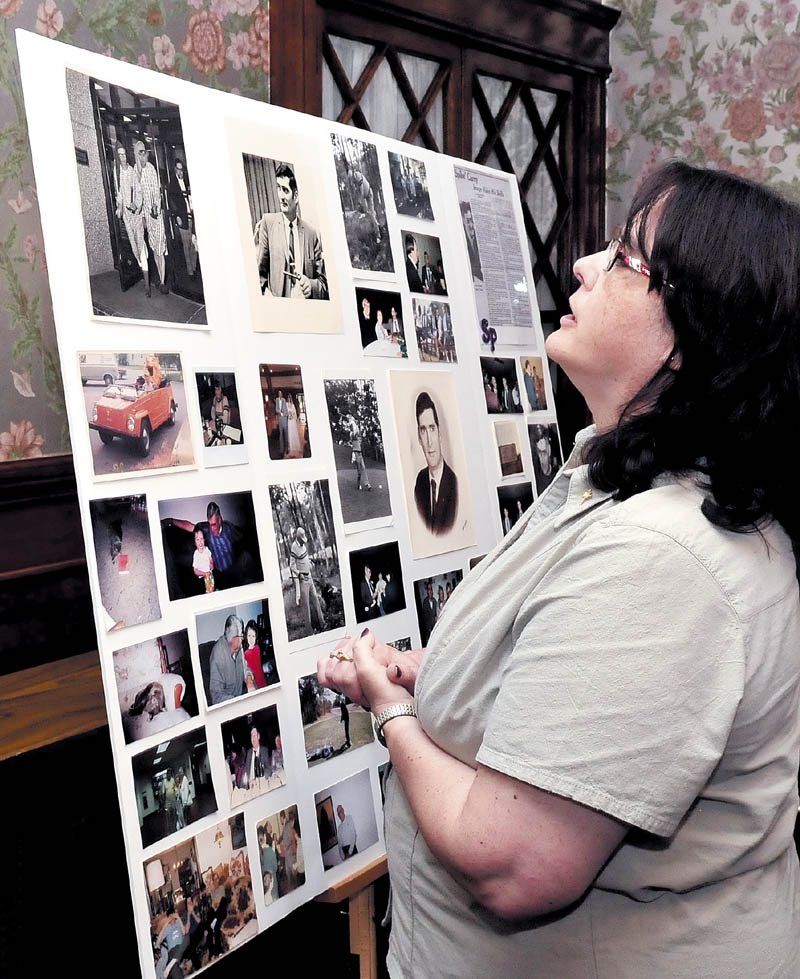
[79,352,196,479]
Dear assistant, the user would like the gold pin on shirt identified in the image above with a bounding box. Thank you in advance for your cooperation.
[581,490,593,504]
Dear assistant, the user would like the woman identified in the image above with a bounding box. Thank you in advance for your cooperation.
[242,619,266,689]
[286,394,302,456]
[319,163,800,977]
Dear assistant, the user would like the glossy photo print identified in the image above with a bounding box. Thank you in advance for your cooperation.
[315,768,379,870]
[256,805,306,906]
[298,673,374,768]
[388,151,434,220]
[221,704,286,808]
[353,286,407,358]
[259,364,311,460]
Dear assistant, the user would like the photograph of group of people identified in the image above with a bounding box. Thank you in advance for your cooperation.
[354,286,407,358]
[299,673,374,766]
[414,569,464,646]
[497,481,535,534]
[349,540,406,623]
[258,363,312,461]
[222,705,286,807]
[481,356,524,413]
[412,298,456,363]
[256,805,306,906]
[403,230,447,296]
[146,814,256,977]
[521,355,549,412]
[315,768,379,869]
[388,151,435,220]
[68,70,205,323]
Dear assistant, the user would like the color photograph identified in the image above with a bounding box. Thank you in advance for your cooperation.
[67,69,206,323]
[259,363,311,460]
[269,479,346,643]
[480,356,523,414]
[89,494,161,632]
[315,768,380,870]
[494,419,524,478]
[388,151,434,220]
[331,132,394,273]
[497,481,535,534]
[529,423,563,495]
[348,540,406,623]
[79,351,194,478]
[411,299,456,363]
[402,229,447,295]
[414,569,463,647]
[195,371,246,467]
[145,813,256,977]
[113,629,198,745]
[354,286,407,358]
[256,805,306,906]
[520,356,548,413]
[221,705,286,808]
[298,673,374,767]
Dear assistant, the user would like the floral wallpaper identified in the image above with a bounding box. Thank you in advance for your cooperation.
[0,0,269,461]
[607,0,800,231]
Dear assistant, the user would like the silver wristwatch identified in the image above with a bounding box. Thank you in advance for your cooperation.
[373,703,417,746]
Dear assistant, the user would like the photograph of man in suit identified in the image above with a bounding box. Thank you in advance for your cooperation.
[413,391,458,534]
[419,580,438,645]
[405,234,424,293]
[168,158,198,278]
[256,162,328,300]
[242,724,271,786]
[275,389,289,457]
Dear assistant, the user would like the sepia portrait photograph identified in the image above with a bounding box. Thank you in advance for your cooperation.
[158,491,264,601]
[389,370,475,559]
[529,423,563,496]
[78,351,194,479]
[113,628,198,745]
[494,419,524,478]
[269,479,346,644]
[145,813,257,978]
[480,356,523,414]
[414,568,463,647]
[194,371,246,468]
[354,286,407,358]
[323,377,392,531]
[331,132,394,274]
[349,540,406,623]
[259,363,311,460]
[89,494,161,632]
[315,768,379,870]
[67,69,205,324]
[256,805,306,907]
[497,481,535,535]
[298,673,373,767]
[195,598,279,709]
[132,726,216,849]
[388,151,434,220]
[402,229,447,296]
[221,704,286,809]
[520,355,549,413]
[411,298,457,363]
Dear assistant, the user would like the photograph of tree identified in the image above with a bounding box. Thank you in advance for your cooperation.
[268,480,345,642]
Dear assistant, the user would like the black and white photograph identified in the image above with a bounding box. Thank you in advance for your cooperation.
[221,705,286,808]
[256,805,306,906]
[389,370,475,559]
[388,151,434,220]
[242,152,329,302]
[411,298,457,363]
[145,813,257,977]
[331,132,394,274]
[529,423,563,495]
[480,356,523,414]
[89,494,161,632]
[196,599,279,708]
[269,479,346,643]
[258,363,311,461]
[348,540,406,623]
[459,200,483,282]
[67,69,205,323]
[113,629,198,745]
[520,356,548,413]
[315,768,379,869]
[132,727,216,848]
[298,673,373,767]
[494,419,524,478]
[388,636,413,652]
[158,492,264,601]
[79,351,194,478]
[354,286,407,358]
[468,554,486,570]
[402,229,447,295]
[497,481,535,534]
[194,371,246,467]
[323,377,392,530]
[414,568,464,647]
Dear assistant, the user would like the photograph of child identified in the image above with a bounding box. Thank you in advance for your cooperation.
[222,705,286,808]
[145,814,257,978]
[480,356,523,414]
[349,540,406,623]
[113,629,198,744]
[268,480,345,642]
[414,568,463,647]
[158,492,263,600]
[259,363,311,460]
[256,805,306,906]
[315,768,379,869]
[411,298,456,363]
[354,286,407,358]
[529,422,563,495]
[497,481,535,535]
[298,673,374,767]
[132,727,216,848]
[388,151,434,220]
[89,494,161,632]
[402,230,447,295]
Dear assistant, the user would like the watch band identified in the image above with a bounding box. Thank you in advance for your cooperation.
[374,703,417,746]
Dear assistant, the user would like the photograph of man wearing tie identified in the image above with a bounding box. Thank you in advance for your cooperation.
[255,162,329,300]
[412,391,458,535]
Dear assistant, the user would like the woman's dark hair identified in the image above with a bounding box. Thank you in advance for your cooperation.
[244,619,258,648]
[584,161,800,538]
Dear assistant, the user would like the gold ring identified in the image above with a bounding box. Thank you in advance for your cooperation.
[335,651,353,662]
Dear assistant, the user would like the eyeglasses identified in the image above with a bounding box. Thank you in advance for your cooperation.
[604,239,652,279]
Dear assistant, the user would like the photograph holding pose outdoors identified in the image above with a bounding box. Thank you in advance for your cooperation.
[348,541,406,623]
[388,151,434,220]
[268,480,345,642]
[323,377,392,530]
[67,69,205,323]
[354,286,407,358]
[331,132,394,273]
[259,363,311,460]
[256,805,306,906]
[298,673,373,766]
